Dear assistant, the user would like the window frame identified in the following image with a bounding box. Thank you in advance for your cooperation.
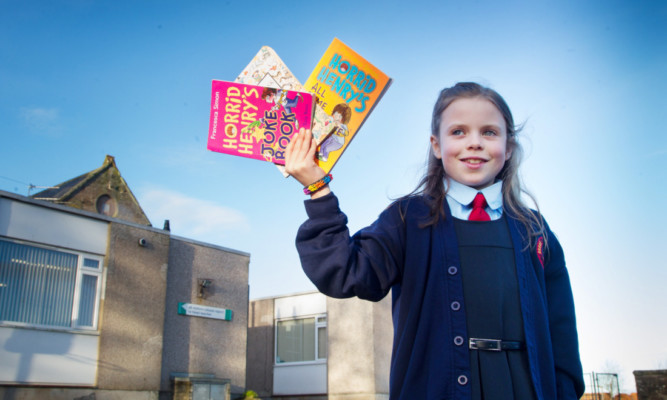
[0,237,104,332]
[316,315,327,360]
[274,313,327,366]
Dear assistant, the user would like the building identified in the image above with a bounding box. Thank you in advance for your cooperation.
[633,369,667,399]
[247,291,392,400]
[30,155,151,225]
[0,156,250,399]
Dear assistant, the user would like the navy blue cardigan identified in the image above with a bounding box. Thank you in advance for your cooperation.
[296,193,584,400]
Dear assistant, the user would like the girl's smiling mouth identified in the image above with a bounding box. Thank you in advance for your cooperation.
[461,157,488,167]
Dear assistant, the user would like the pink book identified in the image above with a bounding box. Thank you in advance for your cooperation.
[207,80,316,165]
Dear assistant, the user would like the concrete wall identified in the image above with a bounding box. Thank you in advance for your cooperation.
[0,195,108,386]
[247,298,275,398]
[634,369,667,399]
[327,295,392,400]
[273,293,327,396]
[0,387,159,400]
[54,159,151,226]
[0,197,108,255]
[372,296,392,396]
[0,327,99,385]
[1,190,251,400]
[161,237,250,397]
[247,292,393,400]
[97,222,171,391]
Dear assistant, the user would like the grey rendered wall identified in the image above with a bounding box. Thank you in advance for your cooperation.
[372,295,392,395]
[634,369,667,399]
[327,295,392,400]
[246,298,275,398]
[160,238,250,397]
[97,222,171,391]
[0,387,160,400]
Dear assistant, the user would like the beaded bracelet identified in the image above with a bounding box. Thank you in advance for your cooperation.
[303,174,332,195]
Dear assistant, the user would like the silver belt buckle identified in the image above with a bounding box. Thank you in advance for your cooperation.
[469,338,502,351]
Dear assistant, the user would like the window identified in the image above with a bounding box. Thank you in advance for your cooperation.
[317,316,327,360]
[276,314,327,364]
[0,238,103,331]
[96,194,117,217]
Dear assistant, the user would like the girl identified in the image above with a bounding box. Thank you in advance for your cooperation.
[285,82,584,400]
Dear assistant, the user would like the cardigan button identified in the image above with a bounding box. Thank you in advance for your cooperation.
[457,374,468,385]
[448,266,458,275]
[451,301,461,311]
[454,336,464,346]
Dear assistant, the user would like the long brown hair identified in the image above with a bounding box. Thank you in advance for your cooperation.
[410,82,545,246]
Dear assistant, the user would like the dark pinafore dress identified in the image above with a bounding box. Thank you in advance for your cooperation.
[453,216,537,400]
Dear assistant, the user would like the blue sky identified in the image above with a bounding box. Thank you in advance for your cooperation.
[1,0,665,393]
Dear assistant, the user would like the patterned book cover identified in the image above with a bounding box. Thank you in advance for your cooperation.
[207,80,315,165]
[235,46,333,176]
[235,45,304,92]
[304,38,392,173]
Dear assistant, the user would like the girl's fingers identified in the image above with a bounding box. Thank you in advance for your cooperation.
[286,129,310,173]
[286,129,306,166]
[286,128,326,187]
[289,129,304,158]
[285,131,296,157]
[296,129,314,161]
[297,128,311,156]
[307,138,318,161]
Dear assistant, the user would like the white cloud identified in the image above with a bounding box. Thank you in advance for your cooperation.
[19,107,62,135]
[139,187,250,245]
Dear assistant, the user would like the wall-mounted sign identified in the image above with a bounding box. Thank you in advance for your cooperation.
[178,302,232,321]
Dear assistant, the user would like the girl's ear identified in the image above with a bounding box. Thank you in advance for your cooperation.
[430,135,442,159]
[505,136,514,161]
[505,146,513,161]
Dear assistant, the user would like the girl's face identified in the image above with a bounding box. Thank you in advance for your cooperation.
[430,97,512,190]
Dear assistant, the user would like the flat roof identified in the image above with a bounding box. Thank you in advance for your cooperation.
[0,189,250,257]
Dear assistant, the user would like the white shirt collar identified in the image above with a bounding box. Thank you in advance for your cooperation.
[446,179,503,212]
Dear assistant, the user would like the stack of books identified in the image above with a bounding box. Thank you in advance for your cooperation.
[207,38,392,176]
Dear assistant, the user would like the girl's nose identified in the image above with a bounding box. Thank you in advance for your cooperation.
[466,132,483,148]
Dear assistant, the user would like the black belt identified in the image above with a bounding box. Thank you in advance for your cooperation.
[469,338,525,351]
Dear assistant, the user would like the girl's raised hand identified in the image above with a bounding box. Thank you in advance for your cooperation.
[285,128,330,198]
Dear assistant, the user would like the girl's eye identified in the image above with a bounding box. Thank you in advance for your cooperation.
[483,130,498,136]
[452,129,464,136]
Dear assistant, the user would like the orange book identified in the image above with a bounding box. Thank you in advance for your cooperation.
[304,38,392,173]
